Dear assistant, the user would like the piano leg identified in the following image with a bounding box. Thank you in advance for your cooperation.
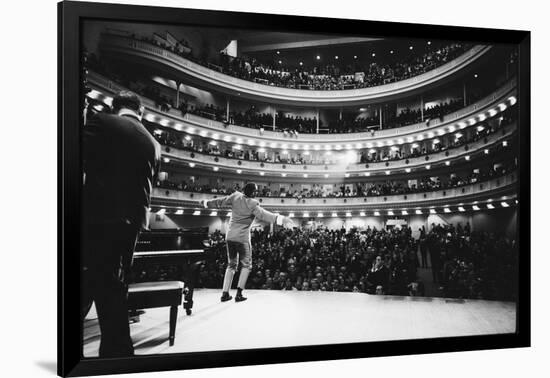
[182,261,203,315]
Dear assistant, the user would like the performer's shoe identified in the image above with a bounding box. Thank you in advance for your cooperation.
[235,293,247,302]
[220,292,233,302]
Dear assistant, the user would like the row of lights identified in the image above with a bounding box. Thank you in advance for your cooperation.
[276,41,432,64]
[156,200,515,217]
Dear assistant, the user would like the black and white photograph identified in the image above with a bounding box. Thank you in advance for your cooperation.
[55,1,532,376]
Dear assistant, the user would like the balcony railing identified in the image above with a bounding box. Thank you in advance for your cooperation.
[161,122,515,175]
[151,172,517,211]
[99,34,491,105]
[88,71,516,145]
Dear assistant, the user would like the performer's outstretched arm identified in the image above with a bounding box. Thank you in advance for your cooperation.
[201,192,236,209]
[251,202,294,228]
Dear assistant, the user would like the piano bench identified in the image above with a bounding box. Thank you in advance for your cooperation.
[127,281,184,346]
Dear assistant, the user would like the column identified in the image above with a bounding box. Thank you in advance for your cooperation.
[379,105,383,130]
[226,98,230,122]
[175,81,180,107]
[339,108,343,120]
[420,96,424,121]
[463,83,467,107]
[316,109,320,133]
[272,106,276,130]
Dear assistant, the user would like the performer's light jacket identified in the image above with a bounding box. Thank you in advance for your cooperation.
[205,191,282,244]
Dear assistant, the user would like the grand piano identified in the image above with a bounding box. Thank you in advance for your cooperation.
[131,227,210,315]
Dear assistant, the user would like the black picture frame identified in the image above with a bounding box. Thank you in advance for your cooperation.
[58,1,531,376]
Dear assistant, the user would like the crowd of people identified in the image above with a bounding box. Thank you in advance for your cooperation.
[156,159,516,198]
[133,224,517,301]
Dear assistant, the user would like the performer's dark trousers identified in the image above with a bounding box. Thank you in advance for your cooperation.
[81,221,139,358]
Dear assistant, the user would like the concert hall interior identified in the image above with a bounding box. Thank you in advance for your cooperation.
[81,20,519,357]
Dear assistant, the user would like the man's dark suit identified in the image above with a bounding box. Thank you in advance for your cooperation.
[82,111,161,357]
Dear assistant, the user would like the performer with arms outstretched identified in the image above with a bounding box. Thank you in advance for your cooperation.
[200,182,294,302]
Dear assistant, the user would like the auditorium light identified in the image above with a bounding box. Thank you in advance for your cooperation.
[270,142,277,148]
[335,55,339,60]
[193,210,201,216]
[484,149,489,154]
[448,125,456,132]
[487,204,495,209]
[213,167,219,171]
[405,168,411,173]
[144,113,156,122]
[236,138,244,144]
[226,212,232,217]
[429,209,437,214]
[345,144,353,150]
[278,60,282,64]
[385,170,391,175]
[477,125,485,132]
[417,134,424,141]
[223,135,232,142]
[281,149,288,154]
[293,144,299,150]
[472,205,480,211]
[474,73,478,78]
[332,212,338,217]
[390,50,394,54]
[509,96,517,105]
[409,46,413,50]
[346,212,352,217]
[276,51,280,54]
[364,172,370,176]
[303,174,308,178]
[374,211,381,216]
[187,127,195,134]
[153,129,163,136]
[174,209,184,215]
[425,165,431,170]
[411,143,419,149]
[455,132,463,139]
[236,169,242,174]
[335,145,342,150]
[299,62,303,66]
[248,139,256,146]
[184,135,192,141]
[458,122,466,129]
[303,145,310,150]
[372,53,376,57]
[360,211,366,216]
[427,132,435,139]
[458,206,465,212]
[443,208,451,213]
[401,210,408,215]
[489,109,497,117]
[326,151,332,156]
[465,155,470,161]
[317,212,324,218]
[199,130,207,137]
[212,133,219,139]
[445,161,451,166]
[303,151,310,155]
[209,141,217,146]
[188,162,195,167]
[157,208,166,215]
[355,143,363,149]
[503,141,508,147]
[259,171,265,176]
[303,212,310,218]
[281,173,287,177]
[324,174,329,178]
[388,211,394,216]
[478,114,486,122]
[314,145,321,150]
[415,209,422,215]
[345,173,350,178]
[210,211,218,216]
[391,146,399,152]
[159,119,169,127]
[354,55,358,59]
[259,141,266,147]
[288,213,295,218]
[427,41,432,45]
[468,118,476,126]
[369,148,377,154]
[501,201,510,207]
[498,103,507,111]
[163,157,170,163]
[258,147,266,153]
[316,55,321,60]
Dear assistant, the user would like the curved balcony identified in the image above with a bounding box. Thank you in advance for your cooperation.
[151,172,517,212]
[161,122,515,177]
[88,71,517,146]
[99,34,491,107]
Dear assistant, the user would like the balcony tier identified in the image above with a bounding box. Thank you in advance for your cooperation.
[99,34,491,107]
[151,172,517,213]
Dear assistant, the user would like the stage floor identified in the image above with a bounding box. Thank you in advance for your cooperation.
[83,289,516,357]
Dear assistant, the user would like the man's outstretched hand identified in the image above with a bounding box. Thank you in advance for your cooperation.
[281,216,296,229]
